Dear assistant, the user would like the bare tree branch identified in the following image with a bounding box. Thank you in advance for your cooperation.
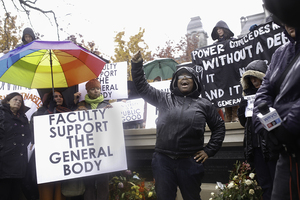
[1,0,60,40]
[18,0,60,40]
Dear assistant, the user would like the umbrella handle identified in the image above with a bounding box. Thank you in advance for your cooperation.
[49,50,55,95]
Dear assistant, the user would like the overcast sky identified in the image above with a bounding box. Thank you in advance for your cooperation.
[2,0,265,59]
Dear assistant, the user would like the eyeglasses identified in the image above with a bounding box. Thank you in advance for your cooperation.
[178,75,192,80]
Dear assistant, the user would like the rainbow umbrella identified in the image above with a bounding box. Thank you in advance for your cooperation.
[0,40,106,93]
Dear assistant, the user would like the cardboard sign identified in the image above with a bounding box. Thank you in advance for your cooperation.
[113,99,145,123]
[78,62,128,100]
[34,106,127,184]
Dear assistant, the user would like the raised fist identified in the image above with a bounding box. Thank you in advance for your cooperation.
[132,50,143,63]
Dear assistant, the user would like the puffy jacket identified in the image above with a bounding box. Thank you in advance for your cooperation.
[238,60,269,161]
[131,60,225,157]
[0,103,31,179]
[253,28,300,150]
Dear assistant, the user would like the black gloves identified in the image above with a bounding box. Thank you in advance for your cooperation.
[272,125,296,147]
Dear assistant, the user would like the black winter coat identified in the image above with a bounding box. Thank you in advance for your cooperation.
[131,60,225,157]
[0,103,31,179]
[238,60,269,161]
[253,29,300,151]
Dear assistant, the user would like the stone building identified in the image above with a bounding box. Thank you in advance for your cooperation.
[186,16,208,49]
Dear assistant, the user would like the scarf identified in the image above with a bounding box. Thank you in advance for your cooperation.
[85,94,104,109]
[56,105,72,113]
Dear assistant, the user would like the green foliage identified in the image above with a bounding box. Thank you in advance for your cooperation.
[0,13,22,52]
[111,28,152,80]
[211,161,263,200]
[109,170,156,200]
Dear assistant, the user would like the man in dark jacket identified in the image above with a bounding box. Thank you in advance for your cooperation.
[131,51,225,200]
[252,22,300,200]
[238,60,276,200]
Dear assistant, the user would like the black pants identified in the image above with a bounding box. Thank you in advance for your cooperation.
[272,151,300,200]
[253,148,277,200]
[152,152,204,200]
[0,178,22,200]
[83,174,109,200]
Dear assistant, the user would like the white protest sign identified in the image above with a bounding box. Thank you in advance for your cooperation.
[34,106,127,184]
[113,99,145,123]
[78,62,128,100]
[244,95,256,117]
[145,80,171,129]
[0,88,42,120]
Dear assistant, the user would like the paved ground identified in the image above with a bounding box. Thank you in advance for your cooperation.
[176,183,216,200]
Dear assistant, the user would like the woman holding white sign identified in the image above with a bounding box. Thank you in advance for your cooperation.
[0,92,31,200]
[73,79,112,200]
[32,90,72,200]
[131,51,225,200]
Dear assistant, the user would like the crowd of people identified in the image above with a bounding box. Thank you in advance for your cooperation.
[0,0,300,199]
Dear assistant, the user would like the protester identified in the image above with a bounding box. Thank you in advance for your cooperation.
[15,27,36,48]
[263,0,300,28]
[252,20,300,200]
[237,60,276,200]
[73,78,112,200]
[211,20,238,122]
[32,90,72,200]
[131,51,225,200]
[2,27,36,54]
[0,92,32,200]
[211,20,234,44]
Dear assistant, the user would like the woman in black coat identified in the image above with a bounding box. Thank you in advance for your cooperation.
[0,92,32,200]
[238,60,277,200]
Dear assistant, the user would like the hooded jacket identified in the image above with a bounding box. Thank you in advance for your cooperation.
[15,27,36,48]
[253,28,300,151]
[238,60,269,161]
[131,60,225,157]
[211,20,234,41]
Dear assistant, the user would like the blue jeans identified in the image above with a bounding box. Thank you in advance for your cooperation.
[152,152,204,200]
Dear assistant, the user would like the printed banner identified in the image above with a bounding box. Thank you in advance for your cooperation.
[34,106,127,184]
[191,21,287,108]
[78,62,128,100]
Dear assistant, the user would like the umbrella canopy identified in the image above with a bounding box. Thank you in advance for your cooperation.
[143,58,178,80]
[0,40,107,90]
